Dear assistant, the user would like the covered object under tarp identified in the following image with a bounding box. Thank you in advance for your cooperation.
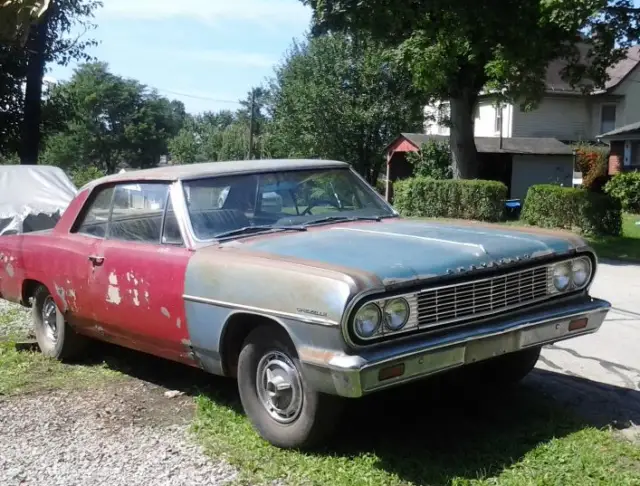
[0,165,77,236]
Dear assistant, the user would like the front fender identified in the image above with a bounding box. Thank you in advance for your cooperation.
[182,249,374,376]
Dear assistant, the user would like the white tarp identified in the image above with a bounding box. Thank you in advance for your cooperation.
[0,165,77,236]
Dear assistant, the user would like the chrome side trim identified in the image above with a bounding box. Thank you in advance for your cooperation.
[182,294,340,327]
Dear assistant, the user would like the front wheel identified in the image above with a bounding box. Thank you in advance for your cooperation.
[237,325,343,449]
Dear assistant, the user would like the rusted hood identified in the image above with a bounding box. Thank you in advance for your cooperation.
[217,219,587,288]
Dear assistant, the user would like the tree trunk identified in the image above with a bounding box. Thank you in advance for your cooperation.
[449,91,478,179]
[20,8,50,165]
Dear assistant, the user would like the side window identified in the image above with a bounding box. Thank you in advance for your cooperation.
[76,186,115,238]
[108,183,169,243]
[161,198,184,246]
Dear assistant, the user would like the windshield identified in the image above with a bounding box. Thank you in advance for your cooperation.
[182,167,394,240]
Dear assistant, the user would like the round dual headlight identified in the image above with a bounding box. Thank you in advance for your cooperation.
[552,262,572,291]
[552,257,592,292]
[572,258,591,287]
[353,303,381,339]
[383,298,410,331]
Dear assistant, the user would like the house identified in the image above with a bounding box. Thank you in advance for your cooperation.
[424,46,640,143]
[598,121,640,174]
[383,133,574,202]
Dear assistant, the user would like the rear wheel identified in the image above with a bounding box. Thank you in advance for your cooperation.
[32,285,86,360]
[237,325,343,449]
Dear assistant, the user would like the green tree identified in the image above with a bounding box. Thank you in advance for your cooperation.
[42,62,184,173]
[0,0,101,163]
[0,0,50,45]
[302,0,640,178]
[407,140,453,179]
[267,33,424,181]
[167,94,273,164]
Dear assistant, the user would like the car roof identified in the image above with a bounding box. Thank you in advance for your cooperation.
[83,159,351,190]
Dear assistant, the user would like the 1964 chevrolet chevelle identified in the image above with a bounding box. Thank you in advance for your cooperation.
[0,159,611,448]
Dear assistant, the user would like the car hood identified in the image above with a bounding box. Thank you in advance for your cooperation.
[221,219,588,288]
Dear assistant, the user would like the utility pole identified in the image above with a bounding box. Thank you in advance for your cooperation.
[248,89,256,160]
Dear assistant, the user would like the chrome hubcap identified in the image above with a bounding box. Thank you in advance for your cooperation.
[256,351,303,424]
[42,296,58,343]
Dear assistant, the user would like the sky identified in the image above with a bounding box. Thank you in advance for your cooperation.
[47,0,312,113]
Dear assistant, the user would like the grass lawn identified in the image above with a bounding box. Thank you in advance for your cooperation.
[459,212,640,262]
[193,379,640,486]
[587,213,640,262]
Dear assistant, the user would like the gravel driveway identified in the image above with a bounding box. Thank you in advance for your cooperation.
[0,381,237,486]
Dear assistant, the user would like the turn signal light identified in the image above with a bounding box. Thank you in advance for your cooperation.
[568,318,588,332]
[378,363,405,381]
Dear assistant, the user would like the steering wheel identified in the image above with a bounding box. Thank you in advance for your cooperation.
[301,198,342,216]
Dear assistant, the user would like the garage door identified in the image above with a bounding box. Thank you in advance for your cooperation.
[511,155,573,200]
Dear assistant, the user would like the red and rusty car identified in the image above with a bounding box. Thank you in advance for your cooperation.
[0,159,610,449]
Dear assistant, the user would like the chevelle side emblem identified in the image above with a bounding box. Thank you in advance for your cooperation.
[297,308,329,317]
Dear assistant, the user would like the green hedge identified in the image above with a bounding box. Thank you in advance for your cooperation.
[393,177,507,222]
[521,184,622,237]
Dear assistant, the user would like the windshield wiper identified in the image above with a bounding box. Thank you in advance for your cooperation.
[214,225,307,240]
[303,215,382,226]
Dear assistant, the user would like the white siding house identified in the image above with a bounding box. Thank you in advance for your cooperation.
[424,46,640,143]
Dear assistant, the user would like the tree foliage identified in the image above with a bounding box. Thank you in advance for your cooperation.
[168,90,272,164]
[267,33,424,181]
[0,0,51,45]
[42,62,184,173]
[302,0,640,178]
[0,0,100,159]
[406,140,453,179]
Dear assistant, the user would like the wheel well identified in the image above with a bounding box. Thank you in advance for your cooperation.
[220,313,291,378]
[21,279,44,307]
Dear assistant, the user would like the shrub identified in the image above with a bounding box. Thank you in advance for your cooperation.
[603,171,640,213]
[393,177,507,222]
[521,184,622,237]
[573,143,609,192]
[406,141,453,179]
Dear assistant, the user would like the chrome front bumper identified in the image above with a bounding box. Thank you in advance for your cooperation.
[302,297,611,398]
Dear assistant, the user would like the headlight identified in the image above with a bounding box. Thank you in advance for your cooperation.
[552,262,571,291]
[353,303,381,338]
[383,298,410,331]
[571,258,591,287]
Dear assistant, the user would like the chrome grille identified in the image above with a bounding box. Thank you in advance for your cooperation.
[416,265,549,328]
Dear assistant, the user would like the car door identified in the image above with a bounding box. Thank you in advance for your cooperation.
[86,181,194,364]
[59,185,117,331]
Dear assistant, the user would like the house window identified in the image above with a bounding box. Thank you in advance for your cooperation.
[600,105,616,134]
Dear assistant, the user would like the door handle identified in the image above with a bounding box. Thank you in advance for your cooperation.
[88,255,105,266]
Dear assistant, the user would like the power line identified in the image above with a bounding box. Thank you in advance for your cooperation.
[154,88,243,105]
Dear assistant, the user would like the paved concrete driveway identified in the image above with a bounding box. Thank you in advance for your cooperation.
[531,259,640,438]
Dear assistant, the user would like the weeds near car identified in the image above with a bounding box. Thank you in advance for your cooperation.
[0,340,123,396]
[0,305,122,395]
[192,378,640,486]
